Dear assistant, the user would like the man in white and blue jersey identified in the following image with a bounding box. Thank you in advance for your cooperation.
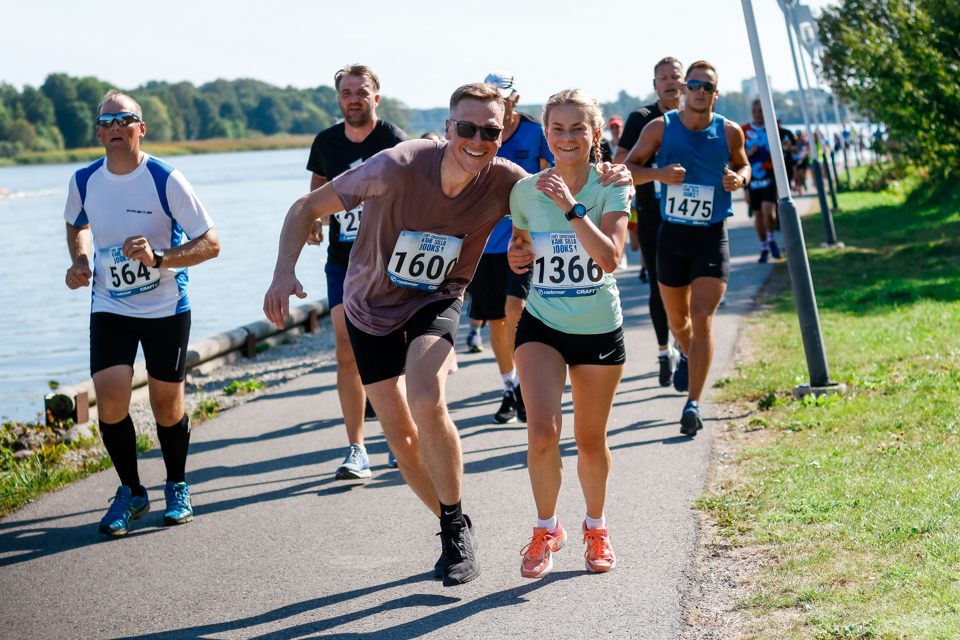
[63,90,220,536]
[624,61,750,436]
[465,71,554,424]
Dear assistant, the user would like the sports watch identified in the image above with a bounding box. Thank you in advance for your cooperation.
[152,249,165,269]
[564,203,587,221]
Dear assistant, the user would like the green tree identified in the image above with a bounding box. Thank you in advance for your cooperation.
[819,0,960,178]
[251,95,291,135]
[21,86,56,127]
[139,96,173,142]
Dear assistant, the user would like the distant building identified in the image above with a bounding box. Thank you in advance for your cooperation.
[741,76,773,99]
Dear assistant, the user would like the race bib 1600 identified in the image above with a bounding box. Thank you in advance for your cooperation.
[531,232,604,297]
[664,183,715,226]
[387,231,463,291]
[98,246,160,298]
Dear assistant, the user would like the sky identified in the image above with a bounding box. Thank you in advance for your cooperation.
[2,0,837,109]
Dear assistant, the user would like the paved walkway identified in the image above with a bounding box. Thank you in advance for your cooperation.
[0,199,810,639]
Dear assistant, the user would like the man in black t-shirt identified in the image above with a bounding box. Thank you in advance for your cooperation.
[614,57,684,388]
[305,64,408,480]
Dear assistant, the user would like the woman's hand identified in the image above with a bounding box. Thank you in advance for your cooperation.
[535,169,577,212]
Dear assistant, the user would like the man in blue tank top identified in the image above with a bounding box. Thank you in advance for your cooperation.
[624,61,750,436]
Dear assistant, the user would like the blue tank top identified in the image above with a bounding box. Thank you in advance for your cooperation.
[656,110,733,226]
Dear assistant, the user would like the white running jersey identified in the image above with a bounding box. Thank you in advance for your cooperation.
[63,154,214,318]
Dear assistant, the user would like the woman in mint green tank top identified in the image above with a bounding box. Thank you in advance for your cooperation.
[507,90,631,578]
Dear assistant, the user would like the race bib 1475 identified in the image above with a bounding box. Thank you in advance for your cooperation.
[98,246,160,298]
[387,231,463,291]
[664,183,715,226]
[531,232,604,297]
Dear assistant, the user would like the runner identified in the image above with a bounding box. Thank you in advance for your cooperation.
[624,60,751,435]
[614,57,684,387]
[263,83,631,586]
[508,89,631,578]
[778,118,797,194]
[793,130,809,195]
[63,90,220,535]
[305,64,408,479]
[465,71,553,424]
[742,99,781,263]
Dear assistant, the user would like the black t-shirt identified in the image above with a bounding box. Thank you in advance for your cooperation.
[306,119,409,266]
[780,126,797,166]
[618,102,665,214]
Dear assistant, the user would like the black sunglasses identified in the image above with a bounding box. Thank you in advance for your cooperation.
[449,119,502,142]
[685,80,718,94]
[96,112,142,128]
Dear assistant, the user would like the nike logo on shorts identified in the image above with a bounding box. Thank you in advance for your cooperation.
[599,350,616,360]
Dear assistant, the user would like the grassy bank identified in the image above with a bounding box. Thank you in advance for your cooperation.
[697,176,960,638]
[0,135,314,167]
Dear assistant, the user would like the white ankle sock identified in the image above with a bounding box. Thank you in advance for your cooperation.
[537,515,558,532]
[659,347,670,357]
[585,514,605,531]
[766,231,775,242]
[502,369,516,391]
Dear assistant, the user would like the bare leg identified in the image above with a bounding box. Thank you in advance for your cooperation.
[147,376,185,426]
[331,305,366,446]
[93,365,134,424]
[516,342,567,520]
[660,283,693,357]
[569,363,623,519]
[487,318,513,375]
[762,201,777,241]
[505,295,526,359]
[687,277,726,402]
[752,205,767,242]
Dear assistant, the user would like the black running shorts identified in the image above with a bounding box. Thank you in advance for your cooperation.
[467,252,532,321]
[514,309,626,367]
[657,220,730,288]
[90,311,191,383]
[345,298,462,385]
[747,181,778,209]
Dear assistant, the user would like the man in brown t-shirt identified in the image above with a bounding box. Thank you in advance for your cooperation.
[264,83,630,587]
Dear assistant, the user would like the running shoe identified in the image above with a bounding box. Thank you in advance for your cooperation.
[769,238,782,260]
[514,385,527,423]
[99,485,150,536]
[639,267,649,284]
[439,514,481,586]
[658,345,679,388]
[364,399,377,422]
[388,450,398,468]
[582,522,616,573]
[680,399,704,436]
[521,522,567,579]
[494,389,518,424]
[163,481,194,526]
[335,444,371,480]
[467,331,483,353]
[758,248,770,263]
[673,353,689,393]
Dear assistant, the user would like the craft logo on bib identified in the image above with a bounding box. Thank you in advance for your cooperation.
[531,232,604,297]
[98,246,160,298]
[664,183,715,226]
[388,230,463,291]
[335,158,365,241]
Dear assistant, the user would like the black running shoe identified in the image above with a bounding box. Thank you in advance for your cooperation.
[494,389,518,424]
[658,356,674,388]
[433,549,443,579]
[639,267,649,284]
[514,385,527,423]
[439,514,481,587]
[364,399,377,422]
[680,400,704,436]
[673,353,689,393]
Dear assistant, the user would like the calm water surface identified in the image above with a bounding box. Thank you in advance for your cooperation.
[0,148,329,421]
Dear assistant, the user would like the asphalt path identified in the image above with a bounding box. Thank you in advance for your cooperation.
[0,198,811,639]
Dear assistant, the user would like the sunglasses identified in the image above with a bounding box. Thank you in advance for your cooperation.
[449,119,502,142]
[96,112,142,128]
[685,80,718,94]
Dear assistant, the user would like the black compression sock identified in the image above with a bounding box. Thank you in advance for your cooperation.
[439,500,465,529]
[156,414,191,483]
[99,415,140,492]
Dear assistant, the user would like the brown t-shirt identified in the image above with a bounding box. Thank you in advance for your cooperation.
[333,139,528,335]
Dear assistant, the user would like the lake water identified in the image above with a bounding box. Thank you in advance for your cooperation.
[0,148,330,422]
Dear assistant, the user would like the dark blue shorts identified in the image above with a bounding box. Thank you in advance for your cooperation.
[325,261,348,309]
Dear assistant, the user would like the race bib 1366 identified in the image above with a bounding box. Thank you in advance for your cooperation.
[531,232,603,297]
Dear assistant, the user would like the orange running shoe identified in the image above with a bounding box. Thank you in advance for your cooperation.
[520,522,567,578]
[582,522,616,573]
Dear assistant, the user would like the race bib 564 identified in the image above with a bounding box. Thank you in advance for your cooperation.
[98,246,160,298]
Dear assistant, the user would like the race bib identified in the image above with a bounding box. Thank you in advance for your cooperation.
[664,183,715,226]
[652,162,661,199]
[530,232,604,297]
[98,246,160,298]
[387,231,463,291]
[335,205,362,241]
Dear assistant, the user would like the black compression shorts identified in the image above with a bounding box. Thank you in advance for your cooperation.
[747,181,778,208]
[514,309,626,367]
[90,311,191,383]
[345,298,462,385]
[657,220,730,288]
[467,252,532,321]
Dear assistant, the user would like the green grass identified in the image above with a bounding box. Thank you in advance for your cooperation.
[697,179,960,638]
[223,378,265,396]
[192,396,221,424]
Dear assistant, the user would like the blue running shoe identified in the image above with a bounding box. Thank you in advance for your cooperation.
[163,482,194,526]
[388,450,398,468]
[673,353,690,393]
[769,239,782,260]
[336,444,371,480]
[99,485,150,536]
[758,249,770,263]
[680,400,704,436]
